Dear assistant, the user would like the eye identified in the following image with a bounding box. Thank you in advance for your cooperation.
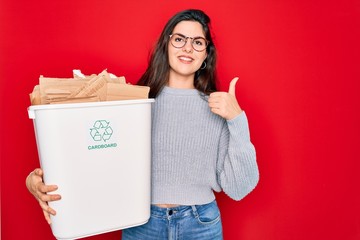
[194,40,203,46]
[194,38,206,46]
[174,36,185,42]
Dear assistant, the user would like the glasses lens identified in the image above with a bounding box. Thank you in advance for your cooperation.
[192,37,207,51]
[170,34,186,48]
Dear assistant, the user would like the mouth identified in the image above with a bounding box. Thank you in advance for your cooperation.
[178,55,194,63]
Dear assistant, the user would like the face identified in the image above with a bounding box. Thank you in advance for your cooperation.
[168,21,208,82]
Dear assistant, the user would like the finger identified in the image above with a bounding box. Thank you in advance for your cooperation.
[208,101,217,107]
[44,211,52,225]
[209,92,226,98]
[38,200,57,216]
[38,183,58,194]
[228,77,239,96]
[208,96,220,103]
[34,168,43,177]
[38,192,61,202]
[208,99,226,108]
[210,107,222,116]
[208,93,227,104]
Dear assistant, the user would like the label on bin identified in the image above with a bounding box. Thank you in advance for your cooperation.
[88,120,118,150]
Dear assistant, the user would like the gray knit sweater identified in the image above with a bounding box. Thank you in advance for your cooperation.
[151,86,259,205]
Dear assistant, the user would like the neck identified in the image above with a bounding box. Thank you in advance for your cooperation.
[168,73,195,89]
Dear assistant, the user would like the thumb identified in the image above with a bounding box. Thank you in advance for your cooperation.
[228,77,239,96]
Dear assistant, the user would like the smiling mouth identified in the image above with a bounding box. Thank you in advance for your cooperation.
[178,56,194,63]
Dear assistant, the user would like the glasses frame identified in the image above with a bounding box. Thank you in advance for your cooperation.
[169,33,209,52]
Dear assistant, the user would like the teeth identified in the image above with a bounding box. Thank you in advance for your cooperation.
[179,56,193,61]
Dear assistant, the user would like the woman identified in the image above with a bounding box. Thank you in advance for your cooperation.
[26,9,259,239]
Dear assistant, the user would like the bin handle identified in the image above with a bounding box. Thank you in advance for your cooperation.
[28,108,35,119]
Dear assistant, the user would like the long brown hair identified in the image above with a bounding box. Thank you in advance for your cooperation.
[137,9,218,98]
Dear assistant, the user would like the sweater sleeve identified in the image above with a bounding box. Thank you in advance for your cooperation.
[216,111,259,201]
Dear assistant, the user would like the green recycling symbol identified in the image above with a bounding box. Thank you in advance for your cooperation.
[90,120,113,142]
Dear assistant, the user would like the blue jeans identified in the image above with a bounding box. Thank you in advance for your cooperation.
[122,200,223,240]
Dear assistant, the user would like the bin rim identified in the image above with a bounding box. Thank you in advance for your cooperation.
[28,98,155,119]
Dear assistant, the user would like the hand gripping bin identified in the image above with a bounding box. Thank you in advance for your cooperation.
[28,99,155,240]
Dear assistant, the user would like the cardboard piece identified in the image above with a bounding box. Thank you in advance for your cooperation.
[29,69,149,105]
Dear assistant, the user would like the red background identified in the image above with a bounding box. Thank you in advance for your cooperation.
[1,1,360,239]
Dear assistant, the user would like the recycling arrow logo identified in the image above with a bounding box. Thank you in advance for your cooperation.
[90,120,113,142]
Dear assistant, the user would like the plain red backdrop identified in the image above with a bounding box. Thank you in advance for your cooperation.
[1,1,359,239]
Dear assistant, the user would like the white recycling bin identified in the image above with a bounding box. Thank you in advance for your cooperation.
[28,99,155,240]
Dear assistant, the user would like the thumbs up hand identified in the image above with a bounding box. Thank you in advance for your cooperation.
[208,77,243,120]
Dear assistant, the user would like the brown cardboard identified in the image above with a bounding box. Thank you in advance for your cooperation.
[39,77,88,104]
[107,83,150,101]
[29,85,41,105]
[29,69,149,105]
[49,96,100,104]
[69,74,107,101]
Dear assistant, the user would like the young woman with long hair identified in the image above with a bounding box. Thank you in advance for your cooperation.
[26,9,259,239]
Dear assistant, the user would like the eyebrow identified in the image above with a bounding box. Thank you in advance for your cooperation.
[173,33,206,39]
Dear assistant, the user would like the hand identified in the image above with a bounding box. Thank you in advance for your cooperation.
[208,77,243,120]
[26,168,61,224]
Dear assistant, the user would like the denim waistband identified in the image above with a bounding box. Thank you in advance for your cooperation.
[150,200,216,219]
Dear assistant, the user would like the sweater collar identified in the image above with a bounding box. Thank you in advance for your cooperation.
[161,86,199,96]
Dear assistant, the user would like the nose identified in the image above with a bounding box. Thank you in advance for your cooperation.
[183,38,193,53]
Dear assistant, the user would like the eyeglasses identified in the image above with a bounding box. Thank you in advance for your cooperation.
[169,33,209,52]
